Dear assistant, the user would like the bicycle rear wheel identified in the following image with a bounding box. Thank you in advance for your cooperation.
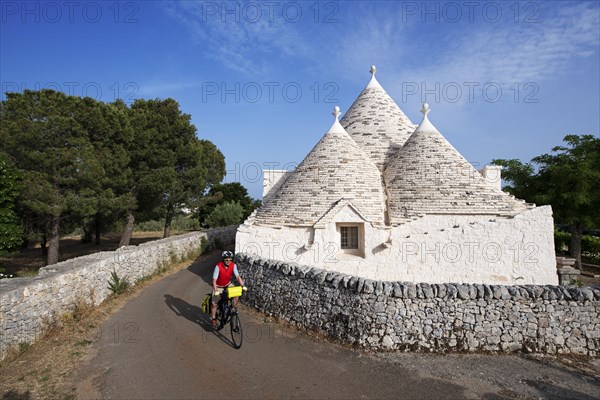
[230,313,243,349]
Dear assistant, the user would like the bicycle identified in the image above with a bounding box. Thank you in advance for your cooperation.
[214,286,246,349]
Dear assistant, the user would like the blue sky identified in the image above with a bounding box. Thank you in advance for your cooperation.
[2,0,599,200]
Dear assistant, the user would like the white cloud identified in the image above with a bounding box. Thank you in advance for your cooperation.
[160,1,312,76]
[400,1,600,90]
[157,1,599,102]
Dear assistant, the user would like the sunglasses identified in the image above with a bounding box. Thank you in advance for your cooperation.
[224,258,233,261]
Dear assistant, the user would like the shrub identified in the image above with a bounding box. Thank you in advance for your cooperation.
[554,230,570,254]
[107,270,129,295]
[569,278,584,287]
[134,219,164,232]
[200,237,213,254]
[582,235,600,256]
[205,201,244,228]
[554,229,600,264]
[134,215,200,233]
[172,214,200,232]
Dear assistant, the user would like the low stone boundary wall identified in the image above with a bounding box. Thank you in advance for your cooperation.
[0,226,237,359]
[237,253,600,356]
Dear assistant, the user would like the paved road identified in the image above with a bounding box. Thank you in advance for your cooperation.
[75,253,600,399]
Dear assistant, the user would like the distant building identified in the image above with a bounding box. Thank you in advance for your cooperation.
[237,67,557,285]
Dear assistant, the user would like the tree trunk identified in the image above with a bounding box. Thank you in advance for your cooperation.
[41,235,47,258]
[95,214,101,245]
[46,216,60,266]
[569,223,584,269]
[82,225,93,243]
[163,206,174,239]
[119,212,135,247]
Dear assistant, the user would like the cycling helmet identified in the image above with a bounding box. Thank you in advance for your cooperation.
[221,250,234,259]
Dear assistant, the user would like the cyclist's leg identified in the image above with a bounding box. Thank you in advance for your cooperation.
[211,290,221,328]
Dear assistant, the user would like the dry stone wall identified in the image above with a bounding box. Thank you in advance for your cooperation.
[0,226,237,359]
[237,253,600,356]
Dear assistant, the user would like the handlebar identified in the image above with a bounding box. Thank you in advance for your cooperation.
[214,286,247,297]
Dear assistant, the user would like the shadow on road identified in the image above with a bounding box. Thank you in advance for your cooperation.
[518,379,600,400]
[186,250,228,285]
[164,294,211,332]
[163,294,239,349]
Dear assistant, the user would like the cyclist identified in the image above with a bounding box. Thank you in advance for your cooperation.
[211,250,245,329]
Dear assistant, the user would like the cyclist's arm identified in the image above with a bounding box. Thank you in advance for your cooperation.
[212,266,219,293]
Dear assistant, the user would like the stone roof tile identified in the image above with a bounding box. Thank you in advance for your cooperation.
[384,104,531,225]
[253,107,386,227]
[340,66,416,171]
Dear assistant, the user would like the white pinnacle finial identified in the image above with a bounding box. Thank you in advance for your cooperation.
[332,106,341,121]
[366,65,382,89]
[327,106,345,134]
[415,103,438,133]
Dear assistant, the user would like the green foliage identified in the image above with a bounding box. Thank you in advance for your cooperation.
[569,278,584,287]
[581,235,600,264]
[553,230,600,264]
[582,235,600,256]
[554,230,570,254]
[200,237,213,254]
[172,214,200,231]
[494,135,600,268]
[490,159,539,202]
[0,154,23,256]
[78,98,136,244]
[107,270,129,295]
[532,135,600,228]
[134,215,199,232]
[494,135,600,224]
[127,99,225,235]
[18,342,31,353]
[134,219,165,232]
[0,90,107,263]
[195,182,260,227]
[0,90,227,262]
[204,201,244,228]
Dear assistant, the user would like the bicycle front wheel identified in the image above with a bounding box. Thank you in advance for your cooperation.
[230,313,243,349]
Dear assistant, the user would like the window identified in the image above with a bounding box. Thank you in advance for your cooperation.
[340,226,359,249]
[337,223,364,257]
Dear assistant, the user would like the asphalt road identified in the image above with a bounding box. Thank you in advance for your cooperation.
[75,253,600,400]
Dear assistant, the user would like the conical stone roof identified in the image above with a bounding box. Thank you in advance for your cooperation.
[340,66,416,171]
[384,104,531,225]
[253,107,386,227]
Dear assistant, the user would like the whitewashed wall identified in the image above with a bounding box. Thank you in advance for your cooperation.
[236,206,557,285]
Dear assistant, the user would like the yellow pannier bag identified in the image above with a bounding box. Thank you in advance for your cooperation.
[227,286,243,298]
[201,294,211,313]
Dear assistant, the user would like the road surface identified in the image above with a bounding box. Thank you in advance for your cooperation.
[75,253,600,399]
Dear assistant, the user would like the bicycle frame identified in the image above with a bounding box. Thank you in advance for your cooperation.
[216,296,235,327]
[214,287,244,349]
